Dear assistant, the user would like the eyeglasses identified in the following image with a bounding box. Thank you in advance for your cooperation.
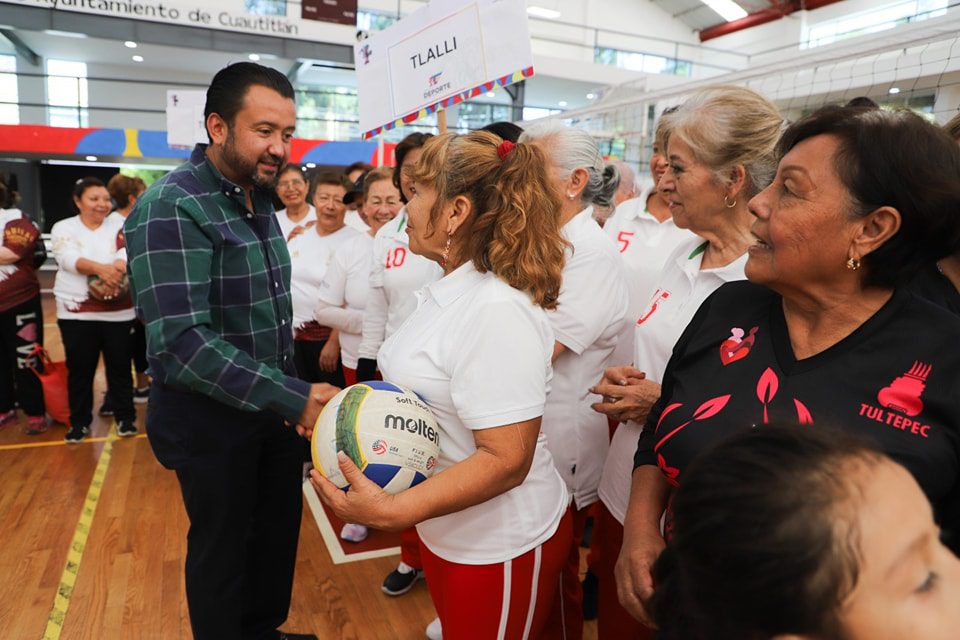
[315,195,345,206]
[278,180,306,190]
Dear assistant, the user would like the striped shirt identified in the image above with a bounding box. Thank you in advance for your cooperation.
[124,144,310,423]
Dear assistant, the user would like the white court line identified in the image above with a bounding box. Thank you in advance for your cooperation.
[302,480,400,565]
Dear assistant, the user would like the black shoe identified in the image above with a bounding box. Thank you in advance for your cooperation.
[582,569,599,621]
[65,424,90,443]
[278,633,318,640]
[98,397,115,417]
[116,420,138,437]
[381,566,423,596]
[133,386,150,404]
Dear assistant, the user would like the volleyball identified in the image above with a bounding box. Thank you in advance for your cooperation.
[311,381,441,495]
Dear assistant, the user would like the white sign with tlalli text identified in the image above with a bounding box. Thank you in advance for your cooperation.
[355,0,533,138]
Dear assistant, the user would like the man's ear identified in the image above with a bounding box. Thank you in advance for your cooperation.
[206,113,229,146]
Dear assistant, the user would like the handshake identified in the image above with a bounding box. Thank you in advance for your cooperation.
[295,383,342,439]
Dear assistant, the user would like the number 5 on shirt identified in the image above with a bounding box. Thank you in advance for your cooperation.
[617,231,635,253]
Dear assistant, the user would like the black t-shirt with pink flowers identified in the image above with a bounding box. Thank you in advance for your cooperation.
[636,280,960,549]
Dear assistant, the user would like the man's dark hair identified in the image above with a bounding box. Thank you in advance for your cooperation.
[344,161,373,176]
[844,96,879,109]
[204,62,295,142]
[480,121,523,142]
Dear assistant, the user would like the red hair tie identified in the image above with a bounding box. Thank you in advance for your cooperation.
[497,140,516,160]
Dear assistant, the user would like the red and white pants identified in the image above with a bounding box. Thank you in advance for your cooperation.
[419,510,573,639]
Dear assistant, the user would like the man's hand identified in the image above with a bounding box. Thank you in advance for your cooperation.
[97,262,127,288]
[295,383,341,438]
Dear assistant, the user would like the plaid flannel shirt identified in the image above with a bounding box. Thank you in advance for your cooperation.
[124,144,310,423]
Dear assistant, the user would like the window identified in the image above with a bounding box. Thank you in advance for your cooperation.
[803,0,948,49]
[47,59,88,127]
[245,0,286,16]
[522,106,561,121]
[0,54,17,125]
[594,47,692,77]
[357,10,398,32]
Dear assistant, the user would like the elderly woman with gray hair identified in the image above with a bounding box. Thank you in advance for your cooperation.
[519,120,629,640]
[589,85,784,637]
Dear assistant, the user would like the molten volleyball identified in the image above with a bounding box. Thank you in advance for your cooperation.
[311,381,441,495]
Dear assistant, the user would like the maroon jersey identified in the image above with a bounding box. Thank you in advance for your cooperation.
[0,211,41,312]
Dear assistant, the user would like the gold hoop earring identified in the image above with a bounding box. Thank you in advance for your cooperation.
[440,234,452,268]
[724,196,737,209]
[846,257,861,271]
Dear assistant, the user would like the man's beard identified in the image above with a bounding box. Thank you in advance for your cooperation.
[221,129,284,189]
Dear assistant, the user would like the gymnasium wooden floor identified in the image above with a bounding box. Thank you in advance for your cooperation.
[0,289,600,640]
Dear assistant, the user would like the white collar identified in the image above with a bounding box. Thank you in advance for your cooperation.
[424,261,486,308]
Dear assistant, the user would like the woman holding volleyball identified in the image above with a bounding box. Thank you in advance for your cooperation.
[310,131,572,639]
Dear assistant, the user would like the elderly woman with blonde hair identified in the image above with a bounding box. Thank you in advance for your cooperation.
[591,84,784,637]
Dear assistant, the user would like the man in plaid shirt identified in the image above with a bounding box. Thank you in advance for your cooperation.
[125,63,331,640]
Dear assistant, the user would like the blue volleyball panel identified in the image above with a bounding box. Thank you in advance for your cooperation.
[364,463,402,489]
[364,380,404,394]
[409,471,428,488]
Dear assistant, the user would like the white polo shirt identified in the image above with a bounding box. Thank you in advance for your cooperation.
[358,211,443,360]
[544,208,628,510]
[597,235,747,524]
[288,224,359,332]
[315,232,375,369]
[275,205,316,242]
[603,190,693,367]
[378,261,568,565]
[344,209,370,233]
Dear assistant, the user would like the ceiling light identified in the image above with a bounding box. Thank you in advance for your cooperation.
[527,6,561,19]
[124,41,137,48]
[132,55,144,62]
[700,0,748,22]
[558,100,568,107]
[486,91,495,98]
[586,93,596,100]
[85,155,98,162]
[888,87,901,94]
[248,53,261,61]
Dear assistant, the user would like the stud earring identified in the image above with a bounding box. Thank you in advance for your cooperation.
[846,257,861,271]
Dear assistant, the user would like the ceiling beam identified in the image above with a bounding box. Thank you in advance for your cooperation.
[0,29,41,66]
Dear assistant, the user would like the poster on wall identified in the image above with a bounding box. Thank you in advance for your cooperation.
[166,90,207,148]
[355,0,534,139]
[301,0,357,26]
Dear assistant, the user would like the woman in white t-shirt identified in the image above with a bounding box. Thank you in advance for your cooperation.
[289,173,359,387]
[519,120,630,640]
[274,164,315,242]
[51,177,137,443]
[309,131,572,639]
[355,133,442,608]
[588,86,784,636]
[314,167,401,387]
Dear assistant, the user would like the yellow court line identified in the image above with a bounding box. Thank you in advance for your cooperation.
[43,432,119,640]
[0,434,146,451]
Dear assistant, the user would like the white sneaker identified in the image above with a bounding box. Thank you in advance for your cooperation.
[425,617,442,640]
[340,523,369,543]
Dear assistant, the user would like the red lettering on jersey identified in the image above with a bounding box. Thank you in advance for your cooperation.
[385,246,407,269]
[637,289,670,326]
[616,230,635,253]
